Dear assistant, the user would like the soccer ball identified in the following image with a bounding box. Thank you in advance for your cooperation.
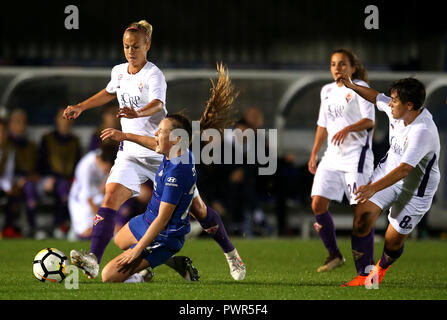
[33,248,68,283]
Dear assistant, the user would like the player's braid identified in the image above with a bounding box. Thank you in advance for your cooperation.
[199,63,239,135]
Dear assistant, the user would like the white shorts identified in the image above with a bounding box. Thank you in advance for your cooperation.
[311,167,372,205]
[68,199,96,236]
[369,168,433,235]
[106,151,200,198]
[106,152,163,197]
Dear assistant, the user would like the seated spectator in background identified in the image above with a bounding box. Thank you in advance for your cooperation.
[0,118,17,237]
[225,114,271,236]
[38,108,82,238]
[7,109,40,237]
[68,141,119,240]
[88,105,120,152]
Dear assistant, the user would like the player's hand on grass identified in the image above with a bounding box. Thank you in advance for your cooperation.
[63,104,83,120]
[117,106,139,119]
[354,182,376,203]
[101,128,126,142]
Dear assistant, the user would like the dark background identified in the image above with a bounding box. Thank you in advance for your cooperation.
[1,0,446,71]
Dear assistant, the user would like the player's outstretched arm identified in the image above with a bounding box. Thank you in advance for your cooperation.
[336,75,379,104]
[100,128,156,150]
[64,89,116,120]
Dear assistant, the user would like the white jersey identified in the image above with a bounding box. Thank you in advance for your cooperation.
[317,79,375,173]
[69,150,107,205]
[375,94,440,197]
[106,61,167,157]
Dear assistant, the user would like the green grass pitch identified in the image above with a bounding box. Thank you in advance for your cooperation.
[1,237,447,300]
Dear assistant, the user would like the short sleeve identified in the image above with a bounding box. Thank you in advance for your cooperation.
[401,127,435,167]
[376,93,392,117]
[105,66,118,94]
[147,69,167,106]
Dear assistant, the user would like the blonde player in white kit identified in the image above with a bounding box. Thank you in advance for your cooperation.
[308,49,375,273]
[63,20,245,280]
[338,77,441,287]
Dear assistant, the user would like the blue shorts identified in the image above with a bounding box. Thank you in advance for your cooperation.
[128,214,185,268]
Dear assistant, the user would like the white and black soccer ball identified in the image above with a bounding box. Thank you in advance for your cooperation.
[33,248,68,283]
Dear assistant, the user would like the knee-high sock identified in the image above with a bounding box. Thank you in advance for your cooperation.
[198,206,234,253]
[315,211,339,255]
[379,244,404,269]
[351,228,375,276]
[90,207,116,263]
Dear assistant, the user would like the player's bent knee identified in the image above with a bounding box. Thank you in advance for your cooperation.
[352,216,373,237]
[311,198,329,215]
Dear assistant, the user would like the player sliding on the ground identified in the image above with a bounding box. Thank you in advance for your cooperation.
[64,20,245,281]
[100,64,240,283]
[335,76,441,287]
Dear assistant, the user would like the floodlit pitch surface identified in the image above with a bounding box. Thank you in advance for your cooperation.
[1,238,446,300]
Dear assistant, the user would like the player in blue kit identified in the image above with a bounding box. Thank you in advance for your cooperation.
[101,65,239,283]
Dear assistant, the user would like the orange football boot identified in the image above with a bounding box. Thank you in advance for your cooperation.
[340,275,367,287]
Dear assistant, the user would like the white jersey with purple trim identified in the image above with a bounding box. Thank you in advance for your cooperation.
[317,79,375,173]
[375,93,440,197]
[106,61,167,158]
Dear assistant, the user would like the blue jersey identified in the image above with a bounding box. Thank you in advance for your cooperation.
[143,150,197,238]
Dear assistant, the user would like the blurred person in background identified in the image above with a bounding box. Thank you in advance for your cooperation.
[6,109,40,238]
[38,108,82,239]
[308,49,375,273]
[68,141,119,241]
[0,118,16,238]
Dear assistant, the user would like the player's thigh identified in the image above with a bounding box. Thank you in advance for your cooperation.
[114,222,138,250]
[103,182,133,210]
[190,189,206,220]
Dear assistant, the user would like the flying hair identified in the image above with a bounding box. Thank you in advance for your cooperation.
[166,63,239,144]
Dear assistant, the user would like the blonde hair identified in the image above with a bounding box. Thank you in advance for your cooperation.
[125,20,153,42]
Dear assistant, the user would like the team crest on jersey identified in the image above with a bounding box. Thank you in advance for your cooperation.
[138,81,144,93]
[93,214,104,226]
[345,92,352,103]
[158,169,163,177]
